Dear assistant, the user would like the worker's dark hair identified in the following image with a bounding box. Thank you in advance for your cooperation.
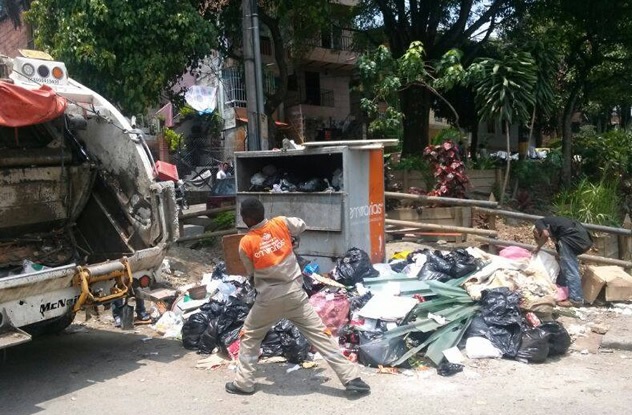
[241,197,265,222]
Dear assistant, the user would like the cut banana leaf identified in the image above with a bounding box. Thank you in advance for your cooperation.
[392,305,478,366]
[425,315,474,365]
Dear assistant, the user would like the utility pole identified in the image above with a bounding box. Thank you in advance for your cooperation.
[242,0,268,151]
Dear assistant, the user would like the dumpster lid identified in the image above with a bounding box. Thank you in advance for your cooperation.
[301,139,398,148]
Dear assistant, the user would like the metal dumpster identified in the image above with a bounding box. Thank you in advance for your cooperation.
[234,143,386,270]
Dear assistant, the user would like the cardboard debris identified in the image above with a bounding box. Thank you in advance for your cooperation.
[582,266,632,304]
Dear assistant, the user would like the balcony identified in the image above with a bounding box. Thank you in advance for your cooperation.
[302,29,358,70]
[286,88,335,108]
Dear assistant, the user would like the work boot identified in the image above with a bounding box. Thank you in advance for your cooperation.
[225,382,255,396]
[137,311,151,322]
[113,316,121,328]
[345,378,371,394]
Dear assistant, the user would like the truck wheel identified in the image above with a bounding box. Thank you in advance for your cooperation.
[22,312,76,337]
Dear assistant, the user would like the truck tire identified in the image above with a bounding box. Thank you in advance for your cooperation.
[22,311,76,337]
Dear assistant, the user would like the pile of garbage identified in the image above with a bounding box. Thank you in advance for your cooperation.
[152,244,572,373]
[249,164,343,193]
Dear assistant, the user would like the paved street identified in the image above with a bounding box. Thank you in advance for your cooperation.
[2,319,632,415]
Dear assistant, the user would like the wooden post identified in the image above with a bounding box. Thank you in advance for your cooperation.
[618,214,632,262]
[487,193,497,254]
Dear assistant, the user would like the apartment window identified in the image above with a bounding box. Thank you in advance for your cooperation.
[304,71,321,106]
[260,36,272,56]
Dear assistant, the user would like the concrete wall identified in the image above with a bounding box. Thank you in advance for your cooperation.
[477,120,521,151]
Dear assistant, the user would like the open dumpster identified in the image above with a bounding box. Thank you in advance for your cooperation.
[234,142,391,269]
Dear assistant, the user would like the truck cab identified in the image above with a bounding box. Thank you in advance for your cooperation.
[0,51,179,348]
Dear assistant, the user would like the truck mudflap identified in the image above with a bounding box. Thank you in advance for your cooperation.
[0,245,165,335]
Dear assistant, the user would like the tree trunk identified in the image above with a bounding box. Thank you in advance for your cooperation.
[400,85,431,156]
[501,120,511,205]
[470,122,479,162]
[562,88,580,186]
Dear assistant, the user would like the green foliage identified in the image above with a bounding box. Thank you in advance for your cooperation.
[213,211,236,230]
[574,126,632,181]
[26,0,216,114]
[431,127,463,146]
[554,178,621,226]
[163,128,184,152]
[356,42,464,139]
[392,155,434,192]
[512,149,563,191]
[469,51,538,125]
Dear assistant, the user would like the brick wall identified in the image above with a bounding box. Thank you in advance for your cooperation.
[0,14,32,58]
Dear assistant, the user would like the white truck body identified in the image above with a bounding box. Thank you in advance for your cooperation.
[0,52,178,348]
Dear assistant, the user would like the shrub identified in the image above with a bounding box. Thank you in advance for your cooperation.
[423,140,469,198]
[553,178,621,226]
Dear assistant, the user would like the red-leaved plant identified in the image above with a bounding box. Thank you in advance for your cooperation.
[422,140,469,198]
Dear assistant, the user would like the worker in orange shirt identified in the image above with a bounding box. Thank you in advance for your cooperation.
[226,197,370,396]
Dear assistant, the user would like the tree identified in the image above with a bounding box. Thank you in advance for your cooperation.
[512,0,632,184]
[1,0,23,28]
[469,51,537,204]
[26,0,217,114]
[356,0,526,156]
[356,42,463,143]
[208,0,339,147]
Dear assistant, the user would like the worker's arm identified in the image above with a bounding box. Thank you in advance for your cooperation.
[238,245,255,280]
[533,228,550,254]
[284,217,307,236]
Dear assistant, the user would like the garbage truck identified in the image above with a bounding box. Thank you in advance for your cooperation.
[0,51,179,349]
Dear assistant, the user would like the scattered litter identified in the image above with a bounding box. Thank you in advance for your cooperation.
[286,364,301,373]
[376,365,399,375]
[590,324,610,335]
[442,346,465,364]
[437,362,464,377]
[196,354,230,370]
[301,361,317,369]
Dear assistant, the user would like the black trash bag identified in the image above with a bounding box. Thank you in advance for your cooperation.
[468,288,525,358]
[437,362,464,376]
[418,250,453,281]
[263,172,283,189]
[333,247,379,286]
[465,315,491,338]
[215,298,249,337]
[262,319,311,363]
[298,177,327,192]
[358,335,408,367]
[280,324,310,363]
[445,249,479,278]
[539,321,571,356]
[219,326,242,350]
[211,262,227,280]
[388,259,408,273]
[197,321,219,355]
[261,330,283,358]
[418,261,452,282]
[349,292,373,313]
[182,312,211,350]
[487,324,523,358]
[200,299,224,318]
[280,178,298,192]
[516,328,550,363]
[480,288,523,327]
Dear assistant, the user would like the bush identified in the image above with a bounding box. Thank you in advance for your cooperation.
[553,178,621,226]
[574,126,632,181]
[423,140,469,198]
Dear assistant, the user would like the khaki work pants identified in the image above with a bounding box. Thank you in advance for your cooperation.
[233,289,359,392]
